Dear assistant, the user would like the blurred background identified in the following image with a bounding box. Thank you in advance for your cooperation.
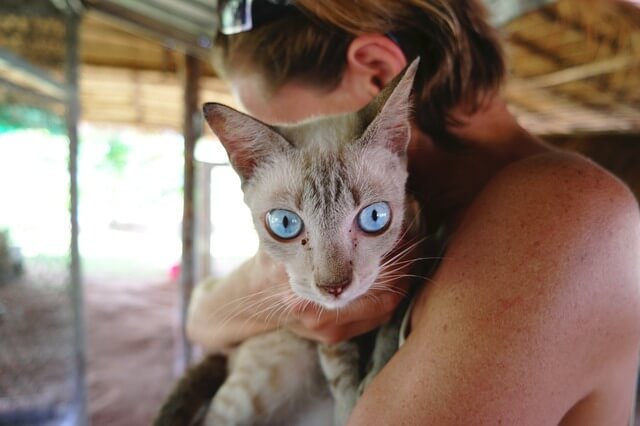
[0,0,638,425]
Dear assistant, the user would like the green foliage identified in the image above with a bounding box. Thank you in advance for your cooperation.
[102,137,131,175]
[0,105,65,135]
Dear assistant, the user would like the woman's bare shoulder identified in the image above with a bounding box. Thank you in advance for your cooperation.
[452,149,640,266]
[414,149,640,352]
[488,149,637,210]
[349,150,640,424]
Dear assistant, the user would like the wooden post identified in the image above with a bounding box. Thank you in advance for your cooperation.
[65,11,87,426]
[195,161,212,282]
[179,54,201,371]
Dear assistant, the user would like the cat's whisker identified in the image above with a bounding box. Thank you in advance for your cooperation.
[242,302,282,330]
[274,293,301,326]
[251,290,294,322]
[377,252,448,280]
[221,289,291,319]
[369,283,409,296]
[369,286,408,300]
[212,293,280,329]
[315,305,326,323]
[377,262,422,280]
[382,233,422,261]
[374,274,433,287]
[216,288,294,334]
[210,284,291,319]
[364,291,384,308]
[393,215,422,247]
[387,210,423,253]
[264,299,286,325]
[302,298,313,312]
[284,296,310,323]
[385,235,426,260]
[379,237,427,270]
[381,255,446,270]
[277,296,301,327]
[268,300,291,328]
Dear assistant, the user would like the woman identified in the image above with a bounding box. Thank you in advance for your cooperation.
[188,0,640,423]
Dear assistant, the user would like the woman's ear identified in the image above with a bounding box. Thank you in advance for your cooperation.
[342,34,408,99]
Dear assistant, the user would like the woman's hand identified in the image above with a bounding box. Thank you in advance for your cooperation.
[187,242,417,351]
[285,290,405,344]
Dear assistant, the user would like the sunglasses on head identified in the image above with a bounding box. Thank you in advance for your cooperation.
[217,0,295,35]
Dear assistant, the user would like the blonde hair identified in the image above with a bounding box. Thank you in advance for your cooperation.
[212,0,505,143]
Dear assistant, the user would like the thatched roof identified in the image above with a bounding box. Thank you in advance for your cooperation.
[504,0,640,136]
[79,13,236,130]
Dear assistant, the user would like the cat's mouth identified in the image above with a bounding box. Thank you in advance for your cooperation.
[292,275,374,310]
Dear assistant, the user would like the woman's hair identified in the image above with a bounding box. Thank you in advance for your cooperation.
[212,0,505,143]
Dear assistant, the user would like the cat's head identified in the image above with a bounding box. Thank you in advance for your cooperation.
[204,59,418,309]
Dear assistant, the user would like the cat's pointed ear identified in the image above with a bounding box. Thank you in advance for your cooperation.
[358,57,420,156]
[203,103,291,183]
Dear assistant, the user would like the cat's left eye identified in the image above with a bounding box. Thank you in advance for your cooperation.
[266,209,304,240]
[358,202,391,234]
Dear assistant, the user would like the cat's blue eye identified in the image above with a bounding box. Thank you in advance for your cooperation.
[266,209,303,240]
[358,202,391,233]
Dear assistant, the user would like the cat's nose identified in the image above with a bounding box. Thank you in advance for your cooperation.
[317,279,351,297]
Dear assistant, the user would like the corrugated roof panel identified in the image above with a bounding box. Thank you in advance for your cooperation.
[83,0,217,57]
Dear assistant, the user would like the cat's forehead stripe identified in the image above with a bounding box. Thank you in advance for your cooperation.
[302,154,357,225]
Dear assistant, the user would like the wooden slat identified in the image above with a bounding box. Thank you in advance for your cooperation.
[510,54,637,90]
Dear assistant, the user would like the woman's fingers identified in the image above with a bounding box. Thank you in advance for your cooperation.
[288,314,394,344]
[286,284,407,343]
[299,289,402,328]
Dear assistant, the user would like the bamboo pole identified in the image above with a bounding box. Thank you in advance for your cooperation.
[66,10,87,426]
[179,54,201,371]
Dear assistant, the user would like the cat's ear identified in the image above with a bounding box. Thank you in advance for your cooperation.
[358,57,420,156]
[203,103,291,182]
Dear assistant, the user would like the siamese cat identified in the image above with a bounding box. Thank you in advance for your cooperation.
[156,59,425,426]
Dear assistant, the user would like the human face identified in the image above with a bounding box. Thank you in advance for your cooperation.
[229,74,373,125]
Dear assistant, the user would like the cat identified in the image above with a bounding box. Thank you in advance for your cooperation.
[155,58,424,426]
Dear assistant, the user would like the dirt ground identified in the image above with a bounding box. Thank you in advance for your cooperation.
[85,272,179,426]
[0,253,190,426]
[0,268,74,422]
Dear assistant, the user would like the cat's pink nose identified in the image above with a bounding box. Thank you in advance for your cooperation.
[317,279,350,297]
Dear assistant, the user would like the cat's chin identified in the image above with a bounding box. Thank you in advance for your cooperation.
[294,282,371,311]
[316,297,354,311]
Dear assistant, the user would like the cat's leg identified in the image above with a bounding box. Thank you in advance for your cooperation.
[317,341,361,426]
[205,330,325,426]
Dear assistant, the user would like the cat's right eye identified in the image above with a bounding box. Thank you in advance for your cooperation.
[266,209,304,240]
[358,202,391,234]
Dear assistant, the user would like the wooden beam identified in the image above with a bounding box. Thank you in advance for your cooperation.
[507,33,569,68]
[179,54,201,371]
[65,11,87,426]
[510,54,636,90]
[84,6,210,60]
[506,82,640,135]
[0,77,64,105]
[0,47,68,100]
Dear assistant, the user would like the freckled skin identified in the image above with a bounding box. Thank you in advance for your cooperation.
[349,152,640,426]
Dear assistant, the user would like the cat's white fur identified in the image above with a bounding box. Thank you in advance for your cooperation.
[202,59,419,425]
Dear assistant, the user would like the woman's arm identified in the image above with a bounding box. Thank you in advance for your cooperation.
[349,152,640,424]
[186,250,285,351]
[187,246,412,352]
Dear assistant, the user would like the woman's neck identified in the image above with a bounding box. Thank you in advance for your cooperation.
[407,96,549,229]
